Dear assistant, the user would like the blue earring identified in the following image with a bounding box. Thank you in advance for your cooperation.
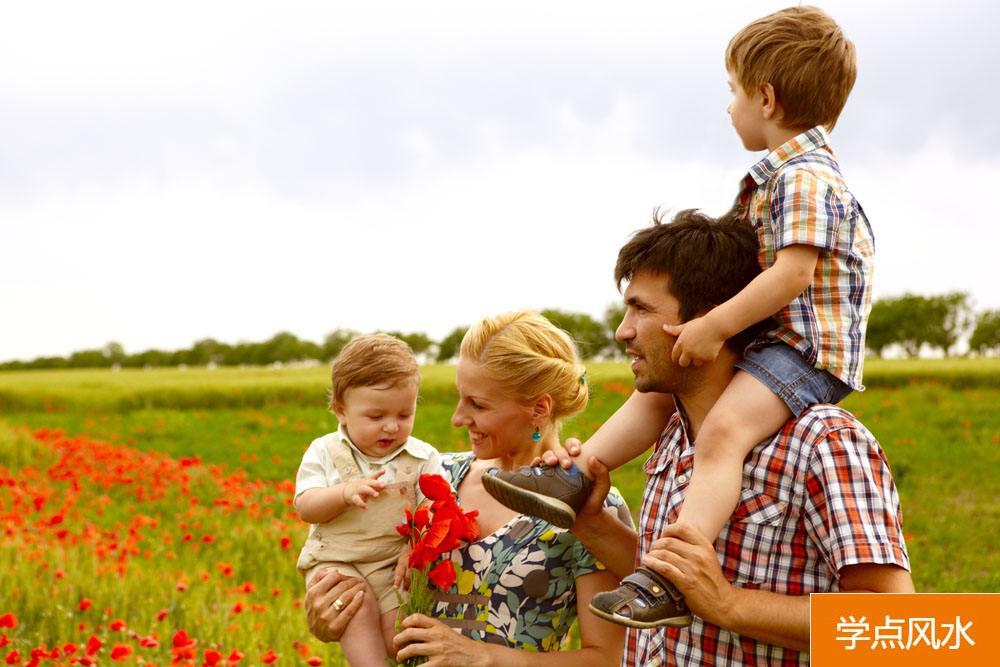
[531,427,541,442]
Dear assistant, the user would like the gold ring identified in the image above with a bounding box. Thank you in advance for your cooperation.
[333,598,344,611]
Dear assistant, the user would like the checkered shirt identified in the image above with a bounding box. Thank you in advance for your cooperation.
[736,126,874,390]
[622,405,909,667]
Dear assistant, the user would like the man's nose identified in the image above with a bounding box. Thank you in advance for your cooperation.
[615,318,633,342]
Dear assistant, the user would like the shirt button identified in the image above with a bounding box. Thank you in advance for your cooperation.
[676,474,690,485]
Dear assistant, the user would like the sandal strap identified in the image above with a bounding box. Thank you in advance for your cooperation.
[621,567,684,603]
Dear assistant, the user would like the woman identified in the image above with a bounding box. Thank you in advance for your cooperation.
[305,311,632,665]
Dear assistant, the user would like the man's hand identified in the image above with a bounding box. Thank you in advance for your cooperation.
[304,568,366,643]
[642,522,735,627]
[662,315,727,368]
[342,469,387,509]
[575,455,612,521]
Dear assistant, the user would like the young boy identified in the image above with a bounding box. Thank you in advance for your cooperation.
[295,334,443,665]
[483,6,872,628]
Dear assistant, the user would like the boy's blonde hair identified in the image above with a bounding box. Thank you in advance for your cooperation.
[460,311,588,428]
[726,5,856,131]
[328,333,419,409]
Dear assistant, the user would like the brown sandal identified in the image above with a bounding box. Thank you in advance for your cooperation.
[589,567,692,628]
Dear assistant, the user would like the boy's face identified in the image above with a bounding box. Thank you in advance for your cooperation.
[333,379,418,459]
[727,71,768,152]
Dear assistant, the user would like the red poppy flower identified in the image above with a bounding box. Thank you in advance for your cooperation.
[156,608,169,621]
[61,644,78,657]
[280,536,291,550]
[4,650,19,665]
[418,474,452,502]
[78,599,93,612]
[307,658,323,666]
[203,649,222,666]
[85,636,102,656]
[226,650,244,663]
[109,619,126,631]
[110,645,132,661]
[0,638,6,650]
[0,616,14,630]
[261,649,278,664]
[427,559,456,590]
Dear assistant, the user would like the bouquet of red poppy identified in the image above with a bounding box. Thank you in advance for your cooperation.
[394,473,479,666]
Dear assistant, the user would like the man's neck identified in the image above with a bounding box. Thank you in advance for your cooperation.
[674,349,739,440]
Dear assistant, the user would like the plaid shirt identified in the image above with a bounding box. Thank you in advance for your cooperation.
[622,405,909,667]
[736,126,874,390]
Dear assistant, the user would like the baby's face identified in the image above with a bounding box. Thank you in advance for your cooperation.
[334,379,418,458]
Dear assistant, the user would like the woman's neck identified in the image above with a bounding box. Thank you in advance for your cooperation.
[493,432,559,470]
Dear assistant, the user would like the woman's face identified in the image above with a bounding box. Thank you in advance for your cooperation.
[451,358,536,462]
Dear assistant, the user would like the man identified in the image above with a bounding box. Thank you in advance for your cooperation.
[568,209,913,665]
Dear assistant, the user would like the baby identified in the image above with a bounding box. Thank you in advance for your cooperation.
[295,333,443,665]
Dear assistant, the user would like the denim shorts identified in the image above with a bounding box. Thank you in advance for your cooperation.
[734,341,852,417]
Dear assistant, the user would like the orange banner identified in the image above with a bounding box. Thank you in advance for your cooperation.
[810,593,999,666]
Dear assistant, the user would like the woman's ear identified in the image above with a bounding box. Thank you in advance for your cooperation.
[531,394,553,422]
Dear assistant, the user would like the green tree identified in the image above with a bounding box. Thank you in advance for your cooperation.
[923,292,973,357]
[540,309,612,360]
[969,310,1000,356]
[391,332,434,357]
[322,329,359,361]
[603,304,626,359]
[436,326,469,363]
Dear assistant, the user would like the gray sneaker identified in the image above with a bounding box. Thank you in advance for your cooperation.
[482,464,592,529]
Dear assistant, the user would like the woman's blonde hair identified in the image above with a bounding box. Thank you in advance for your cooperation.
[460,311,588,428]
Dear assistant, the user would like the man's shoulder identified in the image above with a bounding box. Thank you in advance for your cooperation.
[786,404,877,449]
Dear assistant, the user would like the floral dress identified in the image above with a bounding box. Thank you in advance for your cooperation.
[433,453,632,652]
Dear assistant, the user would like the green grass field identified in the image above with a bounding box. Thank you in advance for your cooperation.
[1,360,997,663]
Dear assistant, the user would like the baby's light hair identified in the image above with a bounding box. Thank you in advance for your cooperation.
[726,5,856,131]
[460,311,588,429]
[328,333,419,410]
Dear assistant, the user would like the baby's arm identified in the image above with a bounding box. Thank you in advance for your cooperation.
[665,245,820,366]
[295,470,387,523]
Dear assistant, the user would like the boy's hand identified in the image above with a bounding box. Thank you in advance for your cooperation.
[663,315,727,367]
[341,470,387,509]
[531,437,581,470]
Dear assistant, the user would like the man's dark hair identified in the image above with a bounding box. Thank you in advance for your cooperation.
[614,207,766,350]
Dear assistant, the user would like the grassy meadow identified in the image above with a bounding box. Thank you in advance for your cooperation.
[0,359,998,664]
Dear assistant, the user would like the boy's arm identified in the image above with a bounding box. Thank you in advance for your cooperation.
[665,245,820,366]
[548,390,674,473]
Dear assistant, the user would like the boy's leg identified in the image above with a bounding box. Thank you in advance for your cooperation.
[674,370,792,541]
[590,371,792,629]
[338,584,389,667]
[482,391,674,528]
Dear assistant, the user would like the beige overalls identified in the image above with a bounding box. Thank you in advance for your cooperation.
[296,438,419,614]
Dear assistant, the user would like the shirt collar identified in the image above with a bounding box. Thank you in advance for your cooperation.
[741,125,831,189]
[336,425,429,465]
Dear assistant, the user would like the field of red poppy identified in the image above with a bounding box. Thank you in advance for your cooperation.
[1,361,997,665]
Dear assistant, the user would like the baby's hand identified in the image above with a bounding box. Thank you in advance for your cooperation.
[662,315,726,367]
[342,470,387,509]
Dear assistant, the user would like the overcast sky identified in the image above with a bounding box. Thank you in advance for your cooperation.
[2,0,998,362]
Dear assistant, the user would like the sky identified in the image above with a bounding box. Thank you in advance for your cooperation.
[2,0,998,362]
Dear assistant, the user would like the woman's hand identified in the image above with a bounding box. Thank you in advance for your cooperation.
[303,568,366,643]
[394,614,494,667]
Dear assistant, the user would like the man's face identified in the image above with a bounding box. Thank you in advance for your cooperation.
[615,270,691,394]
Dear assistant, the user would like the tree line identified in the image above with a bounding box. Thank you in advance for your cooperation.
[4,294,999,371]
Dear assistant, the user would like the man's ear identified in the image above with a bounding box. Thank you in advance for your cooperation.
[758,82,783,122]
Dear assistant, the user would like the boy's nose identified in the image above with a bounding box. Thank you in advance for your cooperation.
[384,421,399,433]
